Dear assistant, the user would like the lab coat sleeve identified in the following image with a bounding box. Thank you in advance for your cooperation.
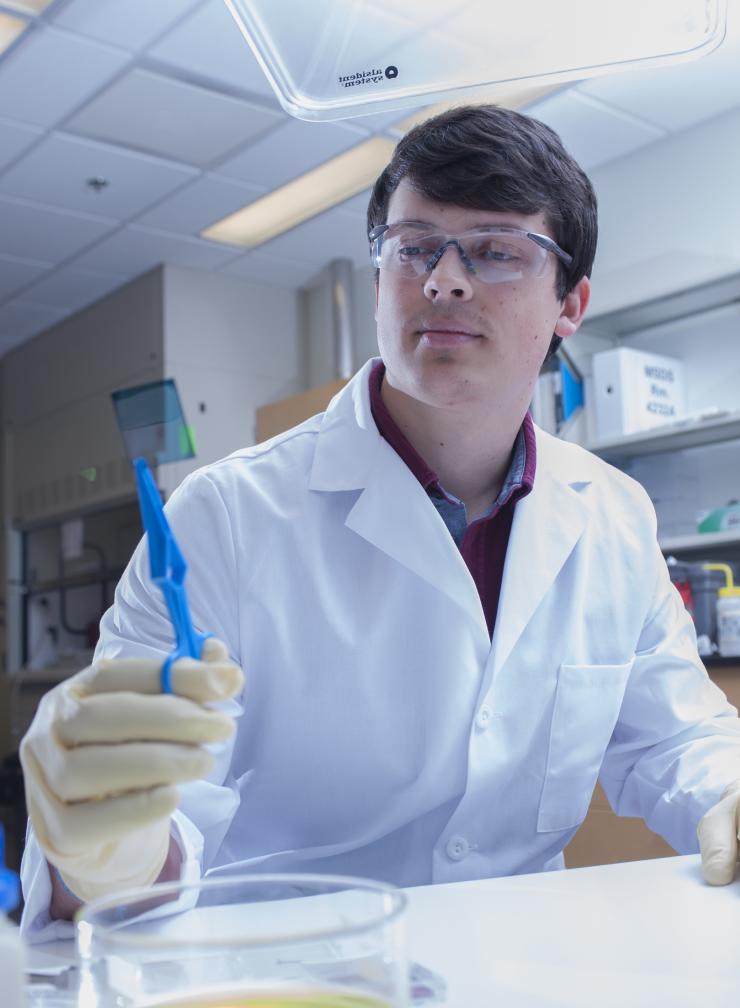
[20,468,246,942]
[19,813,200,944]
[599,494,740,854]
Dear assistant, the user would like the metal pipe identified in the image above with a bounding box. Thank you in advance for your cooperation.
[329,258,355,380]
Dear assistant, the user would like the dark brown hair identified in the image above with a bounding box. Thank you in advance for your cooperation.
[367,104,598,303]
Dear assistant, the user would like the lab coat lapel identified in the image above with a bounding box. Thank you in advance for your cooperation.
[490,429,591,678]
[345,442,488,635]
[309,361,488,637]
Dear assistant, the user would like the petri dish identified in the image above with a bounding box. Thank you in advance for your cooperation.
[76,872,407,1007]
[224,0,727,121]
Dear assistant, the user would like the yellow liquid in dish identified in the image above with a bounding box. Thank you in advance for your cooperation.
[147,991,391,1008]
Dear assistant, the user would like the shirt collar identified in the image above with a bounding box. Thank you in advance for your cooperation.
[368,359,536,504]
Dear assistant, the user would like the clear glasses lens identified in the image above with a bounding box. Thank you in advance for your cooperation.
[375,226,550,283]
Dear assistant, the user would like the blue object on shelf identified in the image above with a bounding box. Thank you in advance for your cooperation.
[559,358,584,421]
[0,825,19,913]
[133,457,211,693]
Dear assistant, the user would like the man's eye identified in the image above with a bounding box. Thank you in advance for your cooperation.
[398,245,433,258]
[474,243,518,262]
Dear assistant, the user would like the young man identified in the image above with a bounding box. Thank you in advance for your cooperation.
[19,105,740,941]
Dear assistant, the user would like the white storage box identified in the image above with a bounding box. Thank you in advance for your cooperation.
[591,347,686,441]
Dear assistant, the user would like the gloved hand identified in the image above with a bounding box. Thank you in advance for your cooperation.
[697,780,740,885]
[19,637,243,903]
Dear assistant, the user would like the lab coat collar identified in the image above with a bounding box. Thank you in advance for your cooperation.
[308,358,380,492]
[309,360,593,653]
[489,429,592,678]
[309,359,488,638]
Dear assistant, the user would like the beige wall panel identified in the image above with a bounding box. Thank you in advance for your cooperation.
[256,379,348,443]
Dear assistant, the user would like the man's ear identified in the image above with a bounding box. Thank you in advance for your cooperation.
[554,276,590,340]
[374,277,379,319]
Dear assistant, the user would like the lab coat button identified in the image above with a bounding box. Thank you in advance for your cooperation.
[475,706,492,730]
[445,835,470,861]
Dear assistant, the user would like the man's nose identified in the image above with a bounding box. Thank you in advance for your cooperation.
[423,243,474,302]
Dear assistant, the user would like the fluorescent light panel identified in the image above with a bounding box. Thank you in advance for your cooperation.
[389,83,562,137]
[2,0,51,13]
[202,136,395,249]
[0,10,28,53]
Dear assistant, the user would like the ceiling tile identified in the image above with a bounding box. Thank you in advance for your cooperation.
[21,267,127,312]
[0,116,43,172]
[0,25,131,128]
[70,224,239,274]
[221,251,319,289]
[147,0,275,100]
[354,105,429,131]
[52,0,200,51]
[135,173,264,234]
[215,118,368,187]
[0,132,197,219]
[526,89,666,171]
[0,252,50,301]
[258,208,370,268]
[0,300,66,352]
[338,188,372,218]
[0,195,115,262]
[576,17,740,134]
[65,68,282,167]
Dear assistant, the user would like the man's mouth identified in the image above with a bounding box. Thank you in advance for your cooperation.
[417,321,482,346]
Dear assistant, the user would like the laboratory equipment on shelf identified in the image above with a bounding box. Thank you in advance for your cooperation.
[705,564,740,658]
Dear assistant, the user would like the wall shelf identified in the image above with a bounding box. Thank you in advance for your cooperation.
[587,410,740,462]
[704,656,740,669]
[25,568,125,597]
[659,530,740,554]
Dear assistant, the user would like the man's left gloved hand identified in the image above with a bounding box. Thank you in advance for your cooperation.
[698,780,740,885]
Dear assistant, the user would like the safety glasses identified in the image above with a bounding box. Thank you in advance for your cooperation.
[369,221,572,284]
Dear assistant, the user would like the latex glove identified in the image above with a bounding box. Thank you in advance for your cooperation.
[19,637,243,903]
[697,780,740,885]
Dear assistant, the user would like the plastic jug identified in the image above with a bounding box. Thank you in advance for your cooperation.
[705,564,740,658]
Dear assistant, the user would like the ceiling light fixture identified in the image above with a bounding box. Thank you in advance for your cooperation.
[202,136,395,249]
[387,83,563,137]
[2,1,52,13]
[0,11,29,54]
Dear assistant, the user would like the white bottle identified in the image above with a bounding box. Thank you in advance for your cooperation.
[705,563,740,658]
[0,825,25,1008]
[717,591,740,658]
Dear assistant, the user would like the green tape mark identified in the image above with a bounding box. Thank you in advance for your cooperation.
[178,423,196,457]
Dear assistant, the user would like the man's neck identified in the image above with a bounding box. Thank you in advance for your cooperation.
[380,376,525,519]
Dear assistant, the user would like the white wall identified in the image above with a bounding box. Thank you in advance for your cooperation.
[160,266,303,495]
[589,105,740,317]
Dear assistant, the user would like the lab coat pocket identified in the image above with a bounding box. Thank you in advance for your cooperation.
[537,660,634,833]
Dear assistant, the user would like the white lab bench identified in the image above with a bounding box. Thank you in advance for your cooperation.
[26,854,740,1008]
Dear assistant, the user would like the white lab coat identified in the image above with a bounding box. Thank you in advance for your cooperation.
[21,357,740,940]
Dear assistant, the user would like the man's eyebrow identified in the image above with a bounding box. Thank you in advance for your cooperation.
[388,218,523,231]
[387,218,434,228]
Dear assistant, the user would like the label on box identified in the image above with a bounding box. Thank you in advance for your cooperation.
[592,347,686,440]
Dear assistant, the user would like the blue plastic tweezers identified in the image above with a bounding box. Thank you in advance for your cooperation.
[134,457,211,693]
